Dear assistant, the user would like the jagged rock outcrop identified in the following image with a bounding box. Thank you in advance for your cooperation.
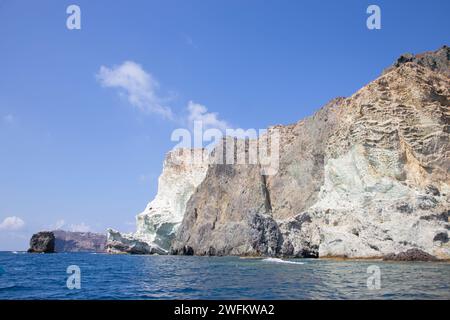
[383,249,438,261]
[383,45,450,77]
[105,229,166,254]
[106,148,209,254]
[53,230,106,252]
[28,232,55,253]
[172,45,450,259]
[171,146,281,256]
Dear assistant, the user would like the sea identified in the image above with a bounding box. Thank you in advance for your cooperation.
[0,252,449,300]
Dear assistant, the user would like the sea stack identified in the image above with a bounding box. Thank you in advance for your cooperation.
[28,232,55,253]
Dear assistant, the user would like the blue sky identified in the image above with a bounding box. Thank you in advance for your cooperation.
[0,0,449,250]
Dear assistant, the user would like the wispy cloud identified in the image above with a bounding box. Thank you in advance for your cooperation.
[97,61,231,132]
[96,61,174,119]
[53,219,65,230]
[187,101,230,131]
[69,222,91,233]
[0,216,25,231]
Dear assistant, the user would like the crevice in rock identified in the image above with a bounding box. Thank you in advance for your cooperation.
[260,172,272,213]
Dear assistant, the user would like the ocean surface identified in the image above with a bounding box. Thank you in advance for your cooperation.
[0,252,449,300]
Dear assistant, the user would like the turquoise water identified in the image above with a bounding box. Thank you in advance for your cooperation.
[0,252,449,300]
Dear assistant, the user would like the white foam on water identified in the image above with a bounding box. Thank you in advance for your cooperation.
[262,258,304,265]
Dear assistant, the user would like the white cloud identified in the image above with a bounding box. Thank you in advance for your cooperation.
[97,62,231,134]
[187,101,230,132]
[0,216,25,231]
[69,222,91,233]
[54,219,65,230]
[96,61,173,119]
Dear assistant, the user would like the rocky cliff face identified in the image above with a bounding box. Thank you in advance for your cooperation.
[171,45,450,259]
[28,232,55,253]
[106,229,167,254]
[53,230,106,253]
[383,45,449,77]
[106,148,209,254]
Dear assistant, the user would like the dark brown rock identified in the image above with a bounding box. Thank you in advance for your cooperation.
[28,232,55,253]
[383,249,438,261]
[383,45,450,77]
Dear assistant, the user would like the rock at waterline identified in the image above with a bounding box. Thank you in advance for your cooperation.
[28,232,55,253]
[383,249,438,262]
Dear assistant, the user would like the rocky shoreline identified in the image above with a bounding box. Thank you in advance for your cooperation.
[27,230,106,253]
[26,229,450,261]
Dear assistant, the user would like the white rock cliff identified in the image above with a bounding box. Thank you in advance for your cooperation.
[106,149,209,254]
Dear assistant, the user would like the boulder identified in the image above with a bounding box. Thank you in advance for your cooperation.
[28,232,55,253]
[383,249,439,262]
[105,229,167,255]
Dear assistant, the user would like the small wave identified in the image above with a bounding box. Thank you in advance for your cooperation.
[0,284,17,290]
[262,258,304,265]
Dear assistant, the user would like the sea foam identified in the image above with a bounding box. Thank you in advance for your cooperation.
[262,258,304,265]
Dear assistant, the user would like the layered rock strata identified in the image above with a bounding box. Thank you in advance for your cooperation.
[53,230,106,253]
[171,46,450,260]
[108,46,449,260]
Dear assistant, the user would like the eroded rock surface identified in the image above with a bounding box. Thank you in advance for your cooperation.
[383,249,438,261]
[171,146,281,256]
[106,149,209,254]
[105,229,166,254]
[53,230,106,253]
[172,45,450,259]
[28,232,55,253]
[384,45,450,77]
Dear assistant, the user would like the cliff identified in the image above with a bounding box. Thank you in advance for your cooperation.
[106,148,209,254]
[171,45,450,259]
[110,46,450,260]
[28,230,107,252]
[53,230,106,253]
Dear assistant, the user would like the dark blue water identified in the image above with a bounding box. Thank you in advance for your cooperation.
[0,252,449,299]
